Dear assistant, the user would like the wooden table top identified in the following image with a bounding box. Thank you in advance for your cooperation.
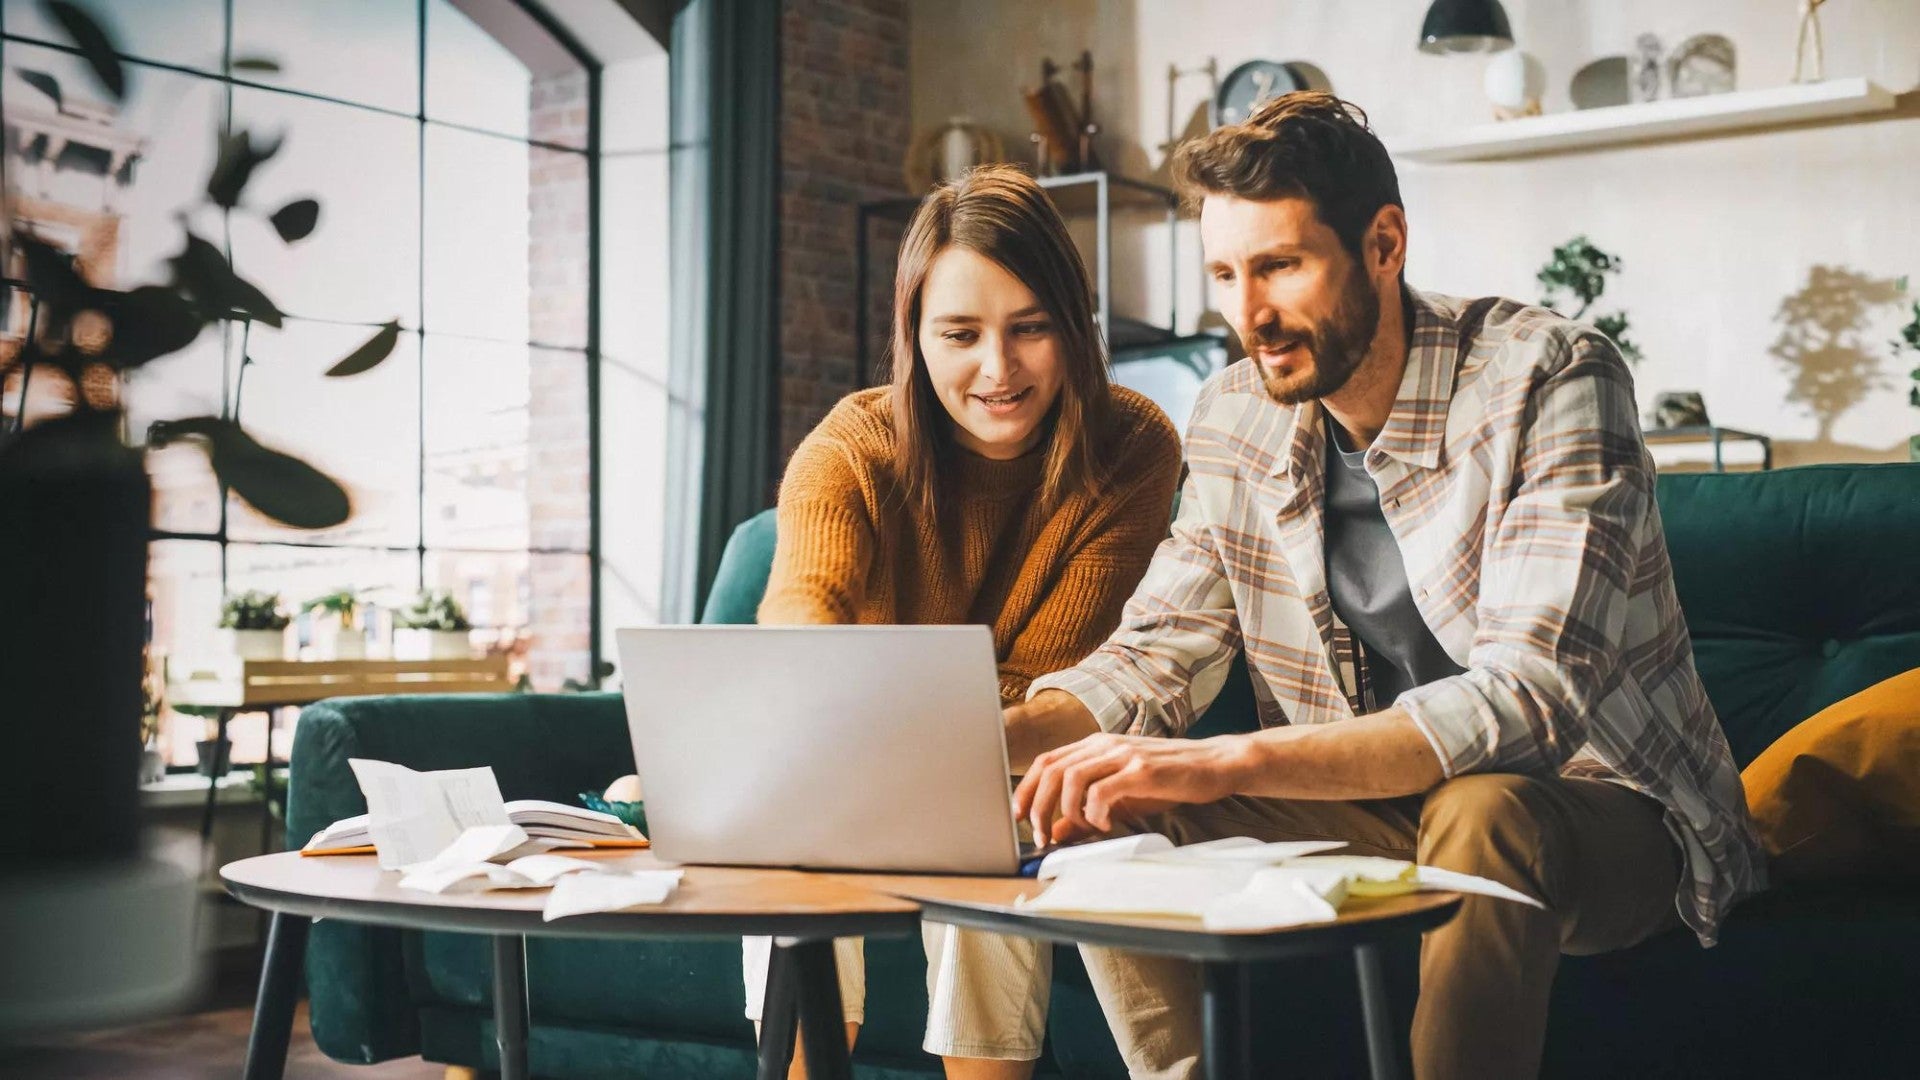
[839,872,1463,963]
[224,851,1460,958]
[221,851,921,941]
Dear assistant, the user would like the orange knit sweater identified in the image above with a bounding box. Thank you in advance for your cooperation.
[760,385,1181,705]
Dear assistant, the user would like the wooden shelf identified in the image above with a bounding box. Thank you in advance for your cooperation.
[1392,78,1897,163]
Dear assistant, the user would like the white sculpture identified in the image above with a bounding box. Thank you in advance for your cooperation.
[1793,0,1828,84]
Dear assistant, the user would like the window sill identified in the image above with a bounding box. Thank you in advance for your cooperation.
[140,770,283,810]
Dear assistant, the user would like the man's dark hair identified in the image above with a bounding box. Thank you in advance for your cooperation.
[1172,91,1402,262]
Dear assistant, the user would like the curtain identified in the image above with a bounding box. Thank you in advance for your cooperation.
[662,0,781,620]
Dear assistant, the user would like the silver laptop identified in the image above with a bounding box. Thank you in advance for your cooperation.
[614,625,1021,874]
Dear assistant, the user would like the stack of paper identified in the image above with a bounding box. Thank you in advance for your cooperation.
[1020,835,1542,931]
[342,759,685,919]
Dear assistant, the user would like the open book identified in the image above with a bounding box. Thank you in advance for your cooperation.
[303,760,645,864]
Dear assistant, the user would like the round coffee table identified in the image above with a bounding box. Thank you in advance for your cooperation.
[849,873,1462,1080]
[222,851,920,1080]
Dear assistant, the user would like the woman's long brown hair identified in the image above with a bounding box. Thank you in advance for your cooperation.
[889,164,1113,527]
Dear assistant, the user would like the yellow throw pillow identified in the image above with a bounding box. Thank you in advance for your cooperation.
[1740,668,1920,884]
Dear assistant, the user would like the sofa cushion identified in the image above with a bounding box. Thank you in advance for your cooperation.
[1741,667,1920,883]
[1654,465,1920,766]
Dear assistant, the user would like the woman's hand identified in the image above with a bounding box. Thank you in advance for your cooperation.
[1012,732,1250,843]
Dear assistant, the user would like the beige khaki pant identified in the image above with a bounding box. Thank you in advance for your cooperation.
[743,924,1053,1060]
[1082,773,1683,1080]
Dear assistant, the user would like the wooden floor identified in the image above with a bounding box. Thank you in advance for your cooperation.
[1,957,446,1080]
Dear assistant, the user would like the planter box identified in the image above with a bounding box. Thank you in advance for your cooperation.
[393,628,473,660]
[221,628,286,661]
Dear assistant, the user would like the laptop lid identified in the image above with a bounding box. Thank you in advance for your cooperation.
[615,625,1020,875]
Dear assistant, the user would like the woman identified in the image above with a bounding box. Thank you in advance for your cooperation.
[742,164,1181,1080]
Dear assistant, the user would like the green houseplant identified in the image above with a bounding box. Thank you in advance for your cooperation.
[1537,235,1643,365]
[0,1,398,875]
[219,589,290,660]
[302,587,367,659]
[393,589,474,659]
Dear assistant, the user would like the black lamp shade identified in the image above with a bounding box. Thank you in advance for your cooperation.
[1419,0,1514,55]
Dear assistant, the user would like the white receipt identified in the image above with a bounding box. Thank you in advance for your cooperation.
[349,759,510,869]
[541,870,684,921]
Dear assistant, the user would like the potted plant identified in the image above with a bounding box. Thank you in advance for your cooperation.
[302,587,366,659]
[219,590,290,660]
[393,589,474,659]
[1892,276,1920,462]
[0,5,410,1026]
[1537,235,1644,366]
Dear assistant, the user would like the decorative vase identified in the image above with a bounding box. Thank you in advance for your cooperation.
[139,747,167,785]
[903,117,1004,192]
[222,627,286,660]
[1630,33,1664,102]
[1484,50,1545,120]
[194,737,230,779]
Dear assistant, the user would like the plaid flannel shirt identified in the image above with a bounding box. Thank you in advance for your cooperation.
[1033,289,1763,944]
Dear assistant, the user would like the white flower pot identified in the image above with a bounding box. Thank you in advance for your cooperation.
[427,630,472,659]
[222,628,287,661]
[394,628,473,660]
[310,618,365,660]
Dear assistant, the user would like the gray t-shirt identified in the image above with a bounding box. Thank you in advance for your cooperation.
[1321,416,1465,707]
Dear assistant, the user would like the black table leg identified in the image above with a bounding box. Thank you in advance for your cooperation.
[493,935,530,1080]
[1201,960,1251,1080]
[200,708,235,842]
[242,912,309,1080]
[1354,943,1400,1080]
[786,938,853,1080]
[756,941,801,1080]
[260,708,276,853]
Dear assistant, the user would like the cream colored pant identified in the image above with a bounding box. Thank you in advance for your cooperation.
[1079,774,1684,1080]
[743,923,1054,1060]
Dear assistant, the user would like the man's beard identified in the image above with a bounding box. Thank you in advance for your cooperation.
[1248,267,1381,406]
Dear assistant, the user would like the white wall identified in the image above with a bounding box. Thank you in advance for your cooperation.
[910,0,1920,465]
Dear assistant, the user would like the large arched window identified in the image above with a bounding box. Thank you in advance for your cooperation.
[1,0,668,767]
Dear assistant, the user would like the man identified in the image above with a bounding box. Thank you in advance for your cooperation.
[1002,93,1762,1079]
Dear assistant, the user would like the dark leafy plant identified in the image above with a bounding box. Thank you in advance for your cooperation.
[394,589,471,632]
[1537,235,1643,365]
[248,761,287,823]
[1893,276,1920,411]
[561,660,618,693]
[2,1,402,531]
[219,590,289,631]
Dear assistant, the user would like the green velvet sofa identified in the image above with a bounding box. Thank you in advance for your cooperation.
[285,464,1920,1078]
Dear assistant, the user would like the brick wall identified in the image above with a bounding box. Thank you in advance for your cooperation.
[777,0,911,465]
[526,70,592,690]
